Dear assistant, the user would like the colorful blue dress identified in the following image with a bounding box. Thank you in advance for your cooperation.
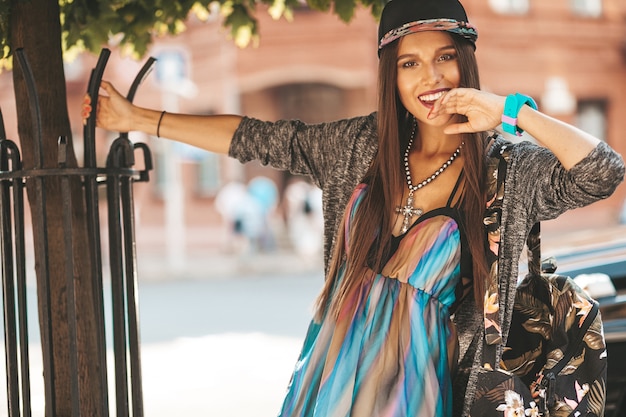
[279,183,470,417]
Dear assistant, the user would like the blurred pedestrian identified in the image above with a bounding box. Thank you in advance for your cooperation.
[247,176,279,251]
[284,179,323,260]
[83,0,624,415]
[214,181,250,253]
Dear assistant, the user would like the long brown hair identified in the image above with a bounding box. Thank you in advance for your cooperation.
[315,34,488,320]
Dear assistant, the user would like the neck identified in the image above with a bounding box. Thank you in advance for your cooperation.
[413,126,463,156]
[414,115,464,150]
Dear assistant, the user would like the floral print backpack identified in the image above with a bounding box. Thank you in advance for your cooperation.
[470,141,607,417]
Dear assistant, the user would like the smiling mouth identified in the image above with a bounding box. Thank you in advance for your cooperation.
[418,90,447,104]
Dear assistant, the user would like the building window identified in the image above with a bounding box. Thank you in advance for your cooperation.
[489,0,529,15]
[575,100,607,141]
[571,0,602,18]
[152,142,221,199]
[196,153,222,197]
[273,83,344,124]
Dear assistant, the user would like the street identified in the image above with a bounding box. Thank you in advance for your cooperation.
[137,270,324,416]
[1,269,325,417]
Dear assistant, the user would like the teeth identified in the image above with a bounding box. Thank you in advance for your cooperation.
[419,91,445,102]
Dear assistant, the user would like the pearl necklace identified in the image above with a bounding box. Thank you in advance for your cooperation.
[395,124,464,234]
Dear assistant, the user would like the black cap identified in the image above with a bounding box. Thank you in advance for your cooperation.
[378,0,477,54]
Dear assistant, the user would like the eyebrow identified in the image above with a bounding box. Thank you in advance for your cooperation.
[397,44,456,61]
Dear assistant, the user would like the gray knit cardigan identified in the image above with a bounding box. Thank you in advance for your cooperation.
[229,112,625,416]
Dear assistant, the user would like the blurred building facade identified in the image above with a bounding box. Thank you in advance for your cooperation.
[0,0,625,261]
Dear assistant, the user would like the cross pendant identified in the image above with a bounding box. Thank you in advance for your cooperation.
[395,192,423,234]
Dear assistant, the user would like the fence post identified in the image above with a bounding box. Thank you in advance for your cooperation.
[1,49,154,417]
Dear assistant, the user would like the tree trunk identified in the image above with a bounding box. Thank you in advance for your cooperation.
[10,0,105,415]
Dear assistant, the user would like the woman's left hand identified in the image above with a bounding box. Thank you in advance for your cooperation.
[429,88,505,135]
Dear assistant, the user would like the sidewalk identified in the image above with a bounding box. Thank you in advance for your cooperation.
[0,334,305,417]
[136,248,324,281]
[140,333,302,417]
[132,223,626,282]
[133,221,325,281]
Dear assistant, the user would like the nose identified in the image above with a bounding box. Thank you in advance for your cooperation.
[422,63,443,86]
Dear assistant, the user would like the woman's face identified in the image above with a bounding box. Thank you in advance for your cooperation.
[396,31,461,127]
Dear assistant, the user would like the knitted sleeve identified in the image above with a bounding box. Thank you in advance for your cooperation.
[505,140,625,226]
[228,114,378,189]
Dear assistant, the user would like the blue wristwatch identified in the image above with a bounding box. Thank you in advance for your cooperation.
[501,93,538,136]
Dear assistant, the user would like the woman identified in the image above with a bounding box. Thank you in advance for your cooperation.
[84,0,624,415]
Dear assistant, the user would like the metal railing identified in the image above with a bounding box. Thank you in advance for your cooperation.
[1,48,154,417]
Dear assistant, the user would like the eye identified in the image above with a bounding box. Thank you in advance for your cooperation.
[438,53,457,62]
[399,60,418,69]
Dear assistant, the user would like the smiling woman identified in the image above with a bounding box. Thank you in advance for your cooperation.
[83,0,625,415]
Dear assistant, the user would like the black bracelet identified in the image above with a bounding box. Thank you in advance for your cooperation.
[156,110,166,138]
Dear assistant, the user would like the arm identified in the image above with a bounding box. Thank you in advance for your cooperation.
[506,141,623,223]
[515,105,600,170]
[431,88,600,169]
[432,88,624,219]
[83,81,240,154]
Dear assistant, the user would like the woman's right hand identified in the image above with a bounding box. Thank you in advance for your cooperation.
[82,80,135,132]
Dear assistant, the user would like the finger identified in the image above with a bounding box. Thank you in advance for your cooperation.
[99,80,117,96]
[430,100,456,119]
[81,97,92,124]
[428,104,441,119]
[438,89,454,108]
[81,104,92,118]
[438,90,469,117]
[428,98,446,119]
[443,121,475,135]
[82,95,91,120]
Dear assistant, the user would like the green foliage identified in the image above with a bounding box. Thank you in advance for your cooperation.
[307,0,332,13]
[333,0,356,22]
[0,0,12,67]
[0,0,387,66]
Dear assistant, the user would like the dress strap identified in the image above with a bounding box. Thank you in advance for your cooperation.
[446,169,465,208]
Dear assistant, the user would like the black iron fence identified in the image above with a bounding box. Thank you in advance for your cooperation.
[1,48,154,416]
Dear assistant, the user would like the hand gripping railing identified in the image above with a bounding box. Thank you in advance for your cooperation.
[83,48,112,417]
[104,56,155,417]
[1,48,154,417]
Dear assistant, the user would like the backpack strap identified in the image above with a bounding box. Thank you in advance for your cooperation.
[526,222,558,275]
[481,138,551,368]
[482,137,511,367]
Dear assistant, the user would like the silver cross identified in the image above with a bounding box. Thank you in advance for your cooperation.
[395,192,423,234]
